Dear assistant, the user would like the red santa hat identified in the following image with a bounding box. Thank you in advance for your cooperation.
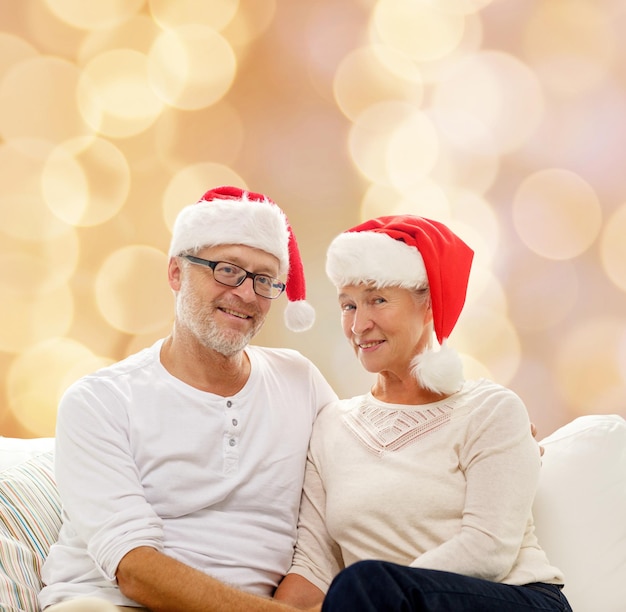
[326,215,474,394]
[169,185,314,332]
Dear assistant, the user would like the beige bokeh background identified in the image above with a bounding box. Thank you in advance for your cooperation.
[1,0,625,439]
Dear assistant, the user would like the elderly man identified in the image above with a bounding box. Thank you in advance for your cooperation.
[39,186,336,612]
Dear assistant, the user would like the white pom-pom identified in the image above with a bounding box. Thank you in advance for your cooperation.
[410,340,464,395]
[284,300,315,332]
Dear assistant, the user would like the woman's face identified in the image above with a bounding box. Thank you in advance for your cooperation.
[338,283,433,377]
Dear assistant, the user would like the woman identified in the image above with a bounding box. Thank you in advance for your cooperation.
[275,215,572,611]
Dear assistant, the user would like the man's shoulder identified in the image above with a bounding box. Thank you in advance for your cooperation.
[57,342,165,421]
[70,341,162,390]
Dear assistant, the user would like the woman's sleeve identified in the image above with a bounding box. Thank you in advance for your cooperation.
[410,388,541,581]
[287,447,344,593]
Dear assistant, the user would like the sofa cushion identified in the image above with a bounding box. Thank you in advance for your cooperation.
[533,413,626,612]
[0,438,55,472]
[0,443,60,612]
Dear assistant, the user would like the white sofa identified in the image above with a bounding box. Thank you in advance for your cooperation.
[1,415,625,612]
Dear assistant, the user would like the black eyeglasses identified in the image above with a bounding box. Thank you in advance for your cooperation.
[182,255,286,299]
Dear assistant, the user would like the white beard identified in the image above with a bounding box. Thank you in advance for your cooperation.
[176,277,264,357]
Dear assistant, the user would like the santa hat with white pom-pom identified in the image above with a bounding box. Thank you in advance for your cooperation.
[169,185,315,332]
[325,215,474,394]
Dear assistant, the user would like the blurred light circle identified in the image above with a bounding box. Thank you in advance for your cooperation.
[333,45,424,122]
[600,203,626,293]
[0,229,79,296]
[512,169,602,260]
[0,140,74,242]
[19,0,84,58]
[507,258,578,331]
[162,163,245,232]
[463,267,507,316]
[459,352,491,382]
[446,189,500,266]
[220,0,277,47]
[148,25,237,110]
[523,0,615,97]
[386,109,440,189]
[372,0,466,62]
[370,44,424,86]
[95,245,172,334]
[42,137,131,226]
[348,101,434,185]
[583,385,626,420]
[0,32,38,80]
[360,184,406,219]
[0,284,74,354]
[149,0,239,31]
[43,0,144,30]
[430,109,499,194]
[436,0,495,15]
[432,51,544,154]
[300,1,368,103]
[417,9,484,86]
[360,181,450,222]
[512,358,575,436]
[154,103,244,171]
[43,228,81,287]
[77,49,165,138]
[520,83,626,195]
[0,56,91,143]
[555,317,626,416]
[125,322,175,357]
[456,305,521,384]
[78,15,162,64]
[7,338,112,437]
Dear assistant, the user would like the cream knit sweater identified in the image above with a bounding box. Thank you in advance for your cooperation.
[288,378,564,592]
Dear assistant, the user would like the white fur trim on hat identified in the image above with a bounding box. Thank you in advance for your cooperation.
[169,196,290,274]
[326,231,427,289]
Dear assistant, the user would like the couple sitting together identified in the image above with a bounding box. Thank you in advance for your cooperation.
[39,186,572,612]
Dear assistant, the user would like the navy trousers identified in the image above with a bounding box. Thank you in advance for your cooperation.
[321,561,573,611]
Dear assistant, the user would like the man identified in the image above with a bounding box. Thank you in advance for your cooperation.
[39,186,337,612]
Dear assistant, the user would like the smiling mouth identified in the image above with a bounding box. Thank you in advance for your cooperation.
[220,307,251,320]
[357,340,384,349]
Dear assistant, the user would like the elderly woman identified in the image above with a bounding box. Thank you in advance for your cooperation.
[275,216,572,611]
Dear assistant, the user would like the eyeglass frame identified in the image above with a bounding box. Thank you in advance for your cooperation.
[181,254,286,299]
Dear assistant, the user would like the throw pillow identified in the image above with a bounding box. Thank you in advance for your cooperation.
[0,451,61,612]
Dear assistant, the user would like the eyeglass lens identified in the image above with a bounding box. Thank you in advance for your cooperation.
[213,262,283,298]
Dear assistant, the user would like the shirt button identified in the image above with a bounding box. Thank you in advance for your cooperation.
[232,419,238,427]
[229,438,236,447]
[226,400,233,408]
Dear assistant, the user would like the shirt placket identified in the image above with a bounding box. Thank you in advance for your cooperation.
[223,399,240,475]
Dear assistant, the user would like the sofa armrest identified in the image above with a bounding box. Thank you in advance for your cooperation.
[533,414,626,612]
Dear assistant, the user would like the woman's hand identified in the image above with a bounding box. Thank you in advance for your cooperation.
[274,574,325,610]
[530,422,545,457]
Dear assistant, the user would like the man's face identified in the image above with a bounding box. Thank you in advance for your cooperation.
[171,244,281,357]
